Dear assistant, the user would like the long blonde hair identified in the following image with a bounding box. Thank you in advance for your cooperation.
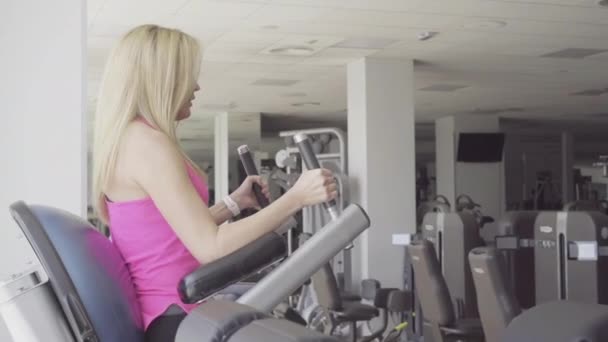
[92,25,202,223]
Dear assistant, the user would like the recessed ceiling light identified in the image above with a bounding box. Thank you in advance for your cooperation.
[463,20,507,29]
[417,31,438,41]
[261,25,280,30]
[268,46,315,56]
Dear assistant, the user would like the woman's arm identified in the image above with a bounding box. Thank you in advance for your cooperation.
[208,176,270,225]
[208,202,233,225]
[133,132,335,264]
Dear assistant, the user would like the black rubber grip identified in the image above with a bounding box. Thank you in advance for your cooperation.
[178,232,287,304]
[238,145,270,208]
[294,134,338,210]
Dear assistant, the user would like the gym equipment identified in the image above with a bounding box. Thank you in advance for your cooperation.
[456,194,495,229]
[593,155,608,177]
[468,247,521,342]
[391,233,422,341]
[407,240,484,342]
[2,152,371,342]
[493,211,538,309]
[503,301,608,342]
[293,133,340,220]
[416,195,451,227]
[534,211,608,305]
[563,199,602,211]
[279,128,352,291]
[469,246,608,342]
[292,133,391,341]
[420,211,483,319]
[238,144,297,236]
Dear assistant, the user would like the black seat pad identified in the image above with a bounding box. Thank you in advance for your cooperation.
[340,292,361,302]
[336,302,379,322]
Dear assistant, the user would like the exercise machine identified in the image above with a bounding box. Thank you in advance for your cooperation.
[493,211,538,309]
[416,195,451,227]
[534,210,608,305]
[420,211,483,320]
[277,127,352,292]
[469,246,608,342]
[0,134,372,342]
[407,240,484,342]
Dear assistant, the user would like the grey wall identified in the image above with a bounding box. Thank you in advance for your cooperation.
[0,318,11,342]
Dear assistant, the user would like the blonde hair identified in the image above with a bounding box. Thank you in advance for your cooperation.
[92,24,202,223]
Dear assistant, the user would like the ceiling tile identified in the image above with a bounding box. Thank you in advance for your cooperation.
[268,0,427,11]
[244,4,333,24]
[93,0,191,29]
[214,31,286,44]
[317,9,467,30]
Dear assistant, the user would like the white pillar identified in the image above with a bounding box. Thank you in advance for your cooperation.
[561,131,574,202]
[0,0,86,277]
[435,116,504,219]
[0,1,86,338]
[347,57,416,289]
[214,112,230,203]
[435,117,457,206]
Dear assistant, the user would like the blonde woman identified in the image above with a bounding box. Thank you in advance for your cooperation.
[93,25,337,342]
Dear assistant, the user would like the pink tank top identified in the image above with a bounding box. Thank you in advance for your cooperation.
[106,154,209,330]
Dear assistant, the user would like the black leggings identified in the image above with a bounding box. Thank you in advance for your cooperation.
[145,314,187,342]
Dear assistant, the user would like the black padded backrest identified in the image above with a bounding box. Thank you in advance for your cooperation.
[504,301,608,342]
[469,247,521,342]
[495,211,537,309]
[407,240,455,325]
[311,263,343,311]
[9,201,144,342]
[421,211,482,318]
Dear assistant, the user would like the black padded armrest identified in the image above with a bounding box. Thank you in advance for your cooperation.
[373,288,398,309]
[178,232,287,304]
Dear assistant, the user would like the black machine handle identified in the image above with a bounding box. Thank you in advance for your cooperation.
[293,133,339,220]
[238,145,270,208]
[178,233,287,304]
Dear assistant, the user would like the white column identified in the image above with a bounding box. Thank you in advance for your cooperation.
[435,115,504,219]
[561,131,574,202]
[0,1,85,339]
[347,57,416,289]
[0,0,86,280]
[435,117,457,206]
[214,112,230,204]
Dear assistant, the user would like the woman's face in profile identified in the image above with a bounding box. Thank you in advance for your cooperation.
[176,83,200,121]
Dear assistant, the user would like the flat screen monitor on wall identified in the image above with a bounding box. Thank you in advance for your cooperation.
[457,132,505,162]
